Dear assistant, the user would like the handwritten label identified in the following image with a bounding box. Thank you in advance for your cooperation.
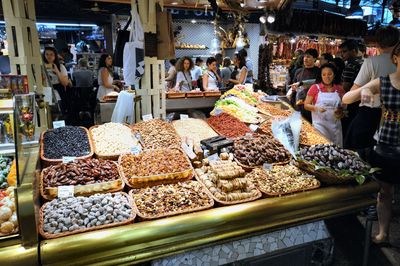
[62,156,76,163]
[130,145,142,155]
[142,114,153,121]
[249,124,259,132]
[181,143,196,160]
[180,114,189,120]
[58,186,74,198]
[263,162,273,171]
[207,153,220,162]
[53,120,65,129]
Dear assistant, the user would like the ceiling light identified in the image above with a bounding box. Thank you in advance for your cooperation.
[171,1,179,5]
[267,14,275,23]
[257,6,264,9]
[259,16,266,24]
[345,5,363,19]
[240,0,245,7]
[191,19,197,24]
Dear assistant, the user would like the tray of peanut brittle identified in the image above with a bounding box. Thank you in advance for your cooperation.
[245,165,320,197]
[195,158,261,205]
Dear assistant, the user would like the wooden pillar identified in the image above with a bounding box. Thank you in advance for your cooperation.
[135,0,166,119]
[103,22,114,56]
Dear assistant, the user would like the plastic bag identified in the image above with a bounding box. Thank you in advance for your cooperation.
[111,91,135,124]
[271,112,302,158]
[165,112,176,122]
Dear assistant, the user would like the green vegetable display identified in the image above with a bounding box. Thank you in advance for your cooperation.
[0,157,12,189]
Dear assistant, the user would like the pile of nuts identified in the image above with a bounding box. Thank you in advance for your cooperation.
[41,193,133,235]
[131,119,181,149]
[132,181,213,217]
[120,148,191,178]
[246,166,320,196]
[207,113,252,138]
[257,103,292,117]
[234,134,291,166]
[43,127,91,159]
[0,187,18,235]
[300,121,330,146]
[173,119,217,146]
[196,160,260,202]
[91,123,139,155]
[42,159,119,187]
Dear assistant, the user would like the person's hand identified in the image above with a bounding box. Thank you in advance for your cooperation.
[52,64,60,74]
[290,82,300,91]
[361,88,374,106]
[316,106,326,113]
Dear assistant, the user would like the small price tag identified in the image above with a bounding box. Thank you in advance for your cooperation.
[142,114,153,121]
[180,114,189,120]
[53,120,65,129]
[130,145,142,155]
[62,156,76,163]
[208,153,220,162]
[263,162,273,171]
[245,133,252,137]
[58,186,74,198]
[181,143,196,160]
[249,124,259,132]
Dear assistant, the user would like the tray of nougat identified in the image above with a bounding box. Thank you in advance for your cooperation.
[245,165,320,197]
[195,156,261,205]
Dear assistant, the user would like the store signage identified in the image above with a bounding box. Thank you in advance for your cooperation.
[53,120,65,128]
[130,145,142,155]
[249,124,259,132]
[58,186,74,198]
[181,143,196,160]
[142,114,153,121]
[166,8,215,18]
[62,157,76,163]
[180,114,189,120]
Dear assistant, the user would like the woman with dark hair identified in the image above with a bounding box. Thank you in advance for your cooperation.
[331,57,345,80]
[165,58,177,90]
[97,54,119,101]
[202,57,221,91]
[175,56,194,91]
[43,47,69,114]
[343,42,400,245]
[229,53,247,85]
[304,63,345,146]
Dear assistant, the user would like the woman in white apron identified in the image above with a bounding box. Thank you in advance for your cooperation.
[304,63,345,146]
[97,54,119,101]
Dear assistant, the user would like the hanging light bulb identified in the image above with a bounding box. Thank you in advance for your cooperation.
[259,16,266,24]
[267,13,275,23]
[240,0,246,8]
[191,19,197,24]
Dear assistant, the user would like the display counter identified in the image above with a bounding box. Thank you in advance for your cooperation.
[39,181,378,266]
[166,96,220,111]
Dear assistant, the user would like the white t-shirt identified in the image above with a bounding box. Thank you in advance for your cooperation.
[176,71,192,91]
[354,52,396,86]
[205,70,219,90]
[46,64,68,85]
[236,66,248,85]
[191,65,202,81]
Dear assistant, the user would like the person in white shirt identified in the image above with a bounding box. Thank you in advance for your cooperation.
[239,49,253,83]
[175,56,194,92]
[229,53,248,85]
[202,57,222,91]
[191,57,204,87]
[165,59,177,90]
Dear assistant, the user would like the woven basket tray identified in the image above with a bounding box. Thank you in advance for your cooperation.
[195,173,262,206]
[40,162,124,201]
[38,192,136,239]
[167,92,186,98]
[186,92,204,98]
[129,181,214,220]
[204,91,221,97]
[40,127,94,167]
[119,148,194,189]
[89,125,137,160]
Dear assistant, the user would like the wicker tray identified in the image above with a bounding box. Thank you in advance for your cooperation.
[38,192,136,239]
[119,148,194,188]
[195,172,262,206]
[40,162,124,200]
[204,91,222,97]
[167,92,186,98]
[129,181,214,220]
[40,127,94,167]
[186,92,204,98]
[89,124,137,160]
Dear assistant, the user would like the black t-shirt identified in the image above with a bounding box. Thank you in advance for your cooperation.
[293,67,320,83]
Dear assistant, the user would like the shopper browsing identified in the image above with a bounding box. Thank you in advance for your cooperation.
[202,57,222,91]
[72,58,94,88]
[175,56,194,92]
[342,41,400,245]
[43,47,70,114]
[165,59,177,90]
[238,49,253,83]
[191,57,204,89]
[304,63,345,146]
[229,53,248,85]
[221,57,234,89]
[97,54,120,101]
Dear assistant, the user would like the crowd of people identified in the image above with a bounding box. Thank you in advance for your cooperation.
[287,25,400,246]
[164,49,253,92]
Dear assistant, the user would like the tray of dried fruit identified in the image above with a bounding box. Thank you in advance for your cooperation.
[129,180,214,220]
[131,119,182,150]
[40,126,94,167]
[89,123,140,160]
[245,166,320,197]
[233,133,291,172]
[0,187,18,236]
[40,159,124,200]
[299,119,331,146]
[186,91,204,98]
[207,113,252,139]
[39,192,135,239]
[195,158,261,206]
[119,148,194,188]
[257,102,293,117]
[166,92,186,98]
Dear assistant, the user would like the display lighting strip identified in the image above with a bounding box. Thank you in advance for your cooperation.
[0,21,97,27]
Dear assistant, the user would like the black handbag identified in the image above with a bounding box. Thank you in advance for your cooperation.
[113,16,132,68]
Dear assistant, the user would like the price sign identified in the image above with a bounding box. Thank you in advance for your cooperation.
[180,114,189,120]
[263,162,273,171]
[130,145,142,155]
[249,124,259,132]
[53,120,65,129]
[181,143,196,160]
[58,186,74,198]
[62,156,76,163]
[142,114,153,121]
[207,153,220,162]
